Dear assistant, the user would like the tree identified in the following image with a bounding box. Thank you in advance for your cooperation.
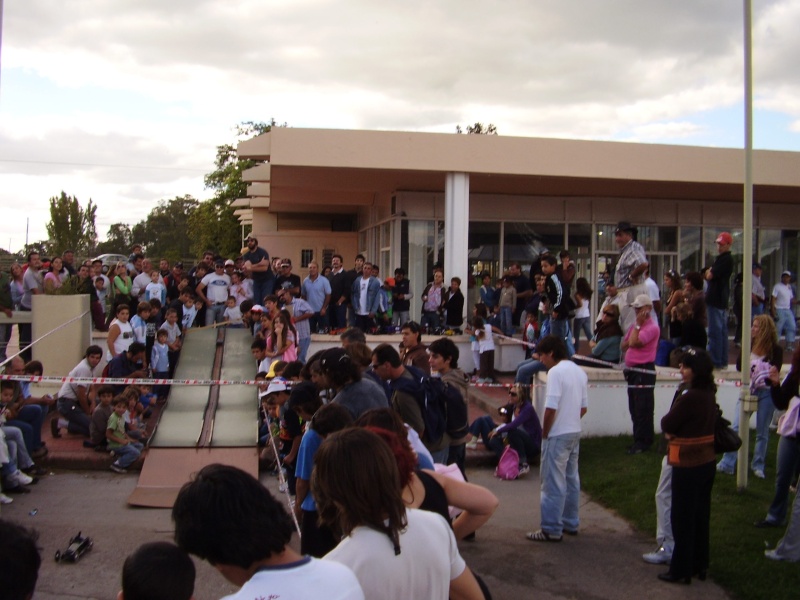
[192,120,284,258]
[129,196,199,261]
[455,122,498,135]
[95,223,133,255]
[45,192,98,255]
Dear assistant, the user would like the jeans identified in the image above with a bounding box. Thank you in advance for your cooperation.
[421,310,440,330]
[430,447,449,465]
[776,308,797,346]
[57,398,91,437]
[205,303,226,326]
[469,416,538,464]
[573,317,592,347]
[540,432,581,536]
[500,306,513,336]
[766,435,800,525]
[515,359,546,384]
[252,277,274,307]
[707,305,729,368]
[112,442,143,468]
[392,311,409,327]
[773,481,800,561]
[717,386,775,473]
[297,336,311,364]
[625,363,656,451]
[330,303,348,330]
[0,426,33,469]
[6,404,46,453]
[655,456,674,553]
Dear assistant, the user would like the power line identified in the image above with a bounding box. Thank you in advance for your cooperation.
[0,158,208,172]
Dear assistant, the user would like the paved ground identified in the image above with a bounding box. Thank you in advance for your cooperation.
[2,460,732,600]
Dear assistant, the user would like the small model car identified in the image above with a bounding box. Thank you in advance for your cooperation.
[54,532,93,562]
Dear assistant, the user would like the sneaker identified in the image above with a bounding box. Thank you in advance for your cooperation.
[753,469,766,479]
[765,549,786,561]
[0,493,13,504]
[466,440,478,450]
[12,470,34,486]
[109,463,127,474]
[716,463,734,475]
[518,463,531,476]
[642,546,673,564]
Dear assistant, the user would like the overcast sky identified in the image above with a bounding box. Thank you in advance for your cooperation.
[1,0,798,255]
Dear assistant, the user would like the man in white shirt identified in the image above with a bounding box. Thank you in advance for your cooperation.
[771,270,796,352]
[196,260,231,326]
[527,334,588,542]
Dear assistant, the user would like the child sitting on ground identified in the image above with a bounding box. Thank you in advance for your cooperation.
[119,541,195,600]
[107,397,144,474]
[88,385,115,450]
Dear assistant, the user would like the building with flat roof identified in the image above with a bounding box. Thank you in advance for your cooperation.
[236,127,800,320]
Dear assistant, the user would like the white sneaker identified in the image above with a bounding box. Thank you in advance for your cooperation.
[518,463,531,476]
[466,438,479,450]
[753,469,766,479]
[0,493,13,505]
[764,549,785,561]
[12,470,34,486]
[642,546,672,564]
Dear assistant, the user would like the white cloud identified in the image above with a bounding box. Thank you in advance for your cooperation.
[1,0,799,253]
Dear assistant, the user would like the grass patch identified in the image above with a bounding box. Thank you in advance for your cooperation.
[580,433,800,600]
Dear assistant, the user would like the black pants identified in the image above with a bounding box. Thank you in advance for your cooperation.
[625,363,655,451]
[670,461,715,578]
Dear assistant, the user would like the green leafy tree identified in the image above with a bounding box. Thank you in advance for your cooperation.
[129,196,199,261]
[45,191,98,255]
[455,122,498,135]
[95,223,133,255]
[191,120,284,257]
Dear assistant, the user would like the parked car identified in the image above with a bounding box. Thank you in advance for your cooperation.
[92,254,127,274]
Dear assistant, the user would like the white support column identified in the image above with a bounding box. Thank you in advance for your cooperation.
[444,172,470,323]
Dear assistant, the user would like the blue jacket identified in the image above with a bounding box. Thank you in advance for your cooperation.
[351,276,382,315]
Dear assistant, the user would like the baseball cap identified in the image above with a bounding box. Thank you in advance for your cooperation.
[224,259,234,266]
[630,294,653,308]
[251,304,265,313]
[715,232,733,245]
[281,259,292,267]
[214,259,225,267]
[615,221,637,235]
[782,270,792,277]
[265,377,289,396]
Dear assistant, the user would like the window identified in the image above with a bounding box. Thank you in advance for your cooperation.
[300,249,314,268]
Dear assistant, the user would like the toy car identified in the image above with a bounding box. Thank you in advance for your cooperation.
[54,532,93,562]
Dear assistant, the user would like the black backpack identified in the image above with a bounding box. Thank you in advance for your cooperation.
[404,366,469,444]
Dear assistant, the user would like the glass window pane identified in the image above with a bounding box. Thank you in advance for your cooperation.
[680,227,701,274]
[504,222,563,273]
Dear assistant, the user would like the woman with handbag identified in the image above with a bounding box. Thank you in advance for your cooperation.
[659,349,717,584]
[755,345,800,529]
[717,315,783,478]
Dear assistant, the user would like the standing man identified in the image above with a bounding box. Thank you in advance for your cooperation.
[302,261,331,333]
[613,222,649,333]
[391,267,412,327]
[274,259,301,298]
[131,259,163,302]
[751,262,767,317]
[345,255,365,327]
[705,232,734,369]
[196,260,231,326]
[398,321,429,375]
[20,251,44,361]
[351,262,380,333]
[327,254,349,330]
[62,249,77,276]
[508,262,533,328]
[620,294,660,454]
[242,235,274,305]
[526,335,588,543]
[772,270,797,353]
[421,268,446,330]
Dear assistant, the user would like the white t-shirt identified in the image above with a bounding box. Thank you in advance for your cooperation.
[478,324,495,353]
[224,305,243,325]
[545,359,589,437]
[57,358,101,400]
[772,282,794,310]
[200,272,232,304]
[324,508,466,600]
[221,556,364,600]
[645,277,660,325]
[358,277,370,315]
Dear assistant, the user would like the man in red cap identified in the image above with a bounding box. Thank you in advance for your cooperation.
[705,232,734,369]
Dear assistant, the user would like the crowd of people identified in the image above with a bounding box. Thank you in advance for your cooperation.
[3,223,800,597]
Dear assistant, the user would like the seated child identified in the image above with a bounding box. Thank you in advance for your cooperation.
[107,397,144,474]
[137,383,157,415]
[88,385,115,449]
[120,541,195,600]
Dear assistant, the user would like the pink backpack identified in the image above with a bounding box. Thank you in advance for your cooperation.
[495,446,520,480]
